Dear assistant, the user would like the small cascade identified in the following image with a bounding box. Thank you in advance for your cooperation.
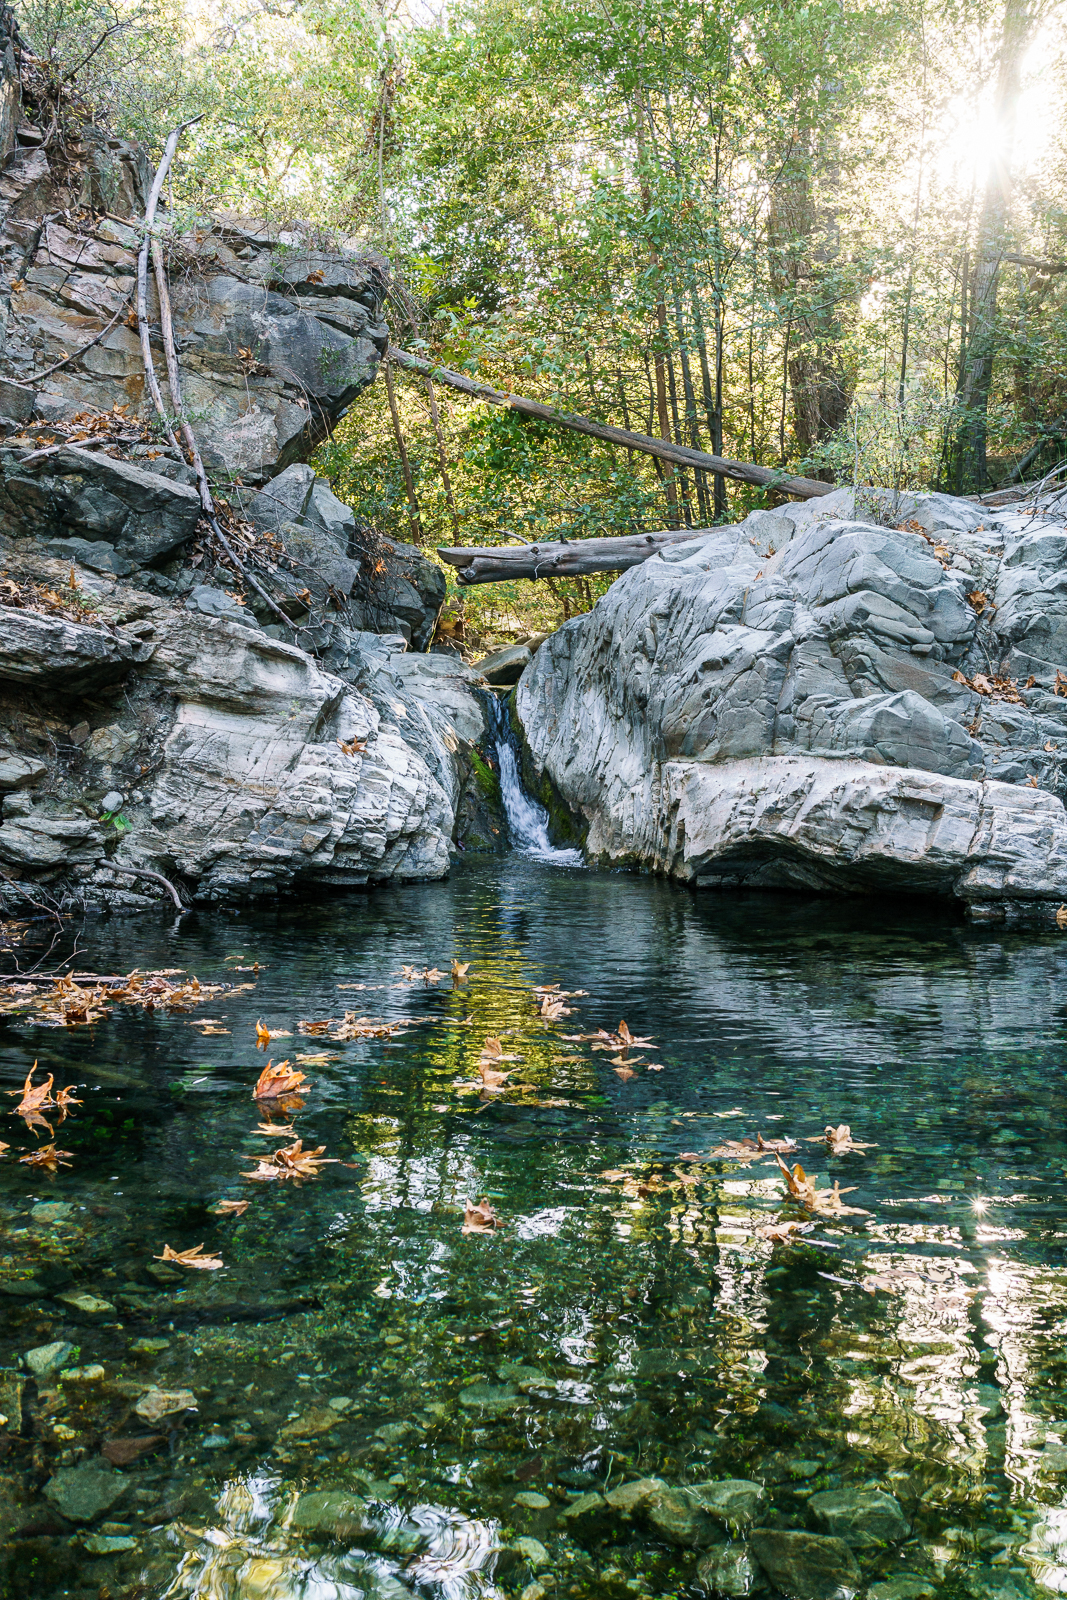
[485,694,583,865]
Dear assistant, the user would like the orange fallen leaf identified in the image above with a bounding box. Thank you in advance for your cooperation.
[9,1063,54,1117]
[462,1197,499,1234]
[451,960,470,982]
[805,1123,876,1155]
[154,1243,224,1270]
[243,1138,338,1182]
[19,1144,72,1171]
[256,1019,271,1047]
[212,1200,248,1217]
[253,1059,307,1100]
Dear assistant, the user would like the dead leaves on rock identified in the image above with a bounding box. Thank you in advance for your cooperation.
[952,669,1024,703]
[154,1243,224,1270]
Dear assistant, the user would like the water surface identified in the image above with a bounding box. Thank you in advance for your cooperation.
[2,860,1067,1600]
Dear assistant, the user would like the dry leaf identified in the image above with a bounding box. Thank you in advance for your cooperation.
[480,1037,520,1063]
[589,1020,653,1053]
[256,1019,271,1047]
[1057,904,1067,929]
[774,1152,819,1208]
[451,960,470,982]
[243,1138,338,1182]
[613,1064,637,1081]
[758,1218,815,1241]
[19,1143,71,1171]
[253,1121,296,1137]
[337,736,367,756]
[212,1200,249,1216]
[462,1197,499,1234]
[807,1123,877,1154]
[477,1062,516,1089]
[154,1243,224,1270]
[775,1152,867,1215]
[9,1063,54,1117]
[252,1059,307,1100]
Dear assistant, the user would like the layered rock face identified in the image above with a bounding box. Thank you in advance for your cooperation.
[517,486,1067,917]
[0,548,489,904]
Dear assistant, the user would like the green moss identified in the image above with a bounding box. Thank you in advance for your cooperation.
[468,745,501,805]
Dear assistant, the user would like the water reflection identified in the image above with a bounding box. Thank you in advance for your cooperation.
[2,863,1067,1597]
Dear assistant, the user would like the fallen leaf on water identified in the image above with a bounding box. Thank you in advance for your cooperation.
[774,1152,819,1207]
[480,1037,520,1064]
[712,1132,796,1161]
[806,1123,877,1155]
[539,994,572,1019]
[0,1141,8,1156]
[477,1062,517,1089]
[613,1065,637,1081]
[253,1121,296,1136]
[774,1152,868,1216]
[154,1243,224,1270]
[1057,904,1067,930]
[298,1018,332,1036]
[53,1085,81,1109]
[195,1024,230,1035]
[399,965,444,984]
[758,1218,815,1241]
[19,1144,71,1171]
[256,1019,270,1047]
[253,1059,307,1100]
[212,1200,249,1216]
[609,1052,643,1066]
[679,1152,703,1162]
[590,1020,654,1053]
[646,1063,665,1071]
[295,1052,331,1065]
[462,1197,499,1234]
[244,1139,338,1182]
[451,960,471,982]
[9,1063,54,1117]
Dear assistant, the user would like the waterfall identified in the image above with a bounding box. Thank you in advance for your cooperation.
[485,694,583,866]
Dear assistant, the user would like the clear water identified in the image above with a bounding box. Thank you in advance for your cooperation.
[2,860,1067,1600]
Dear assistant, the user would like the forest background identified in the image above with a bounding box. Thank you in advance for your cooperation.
[16,0,1067,645]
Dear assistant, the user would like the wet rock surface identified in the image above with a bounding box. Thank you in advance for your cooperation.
[748,1529,863,1599]
[517,484,1067,913]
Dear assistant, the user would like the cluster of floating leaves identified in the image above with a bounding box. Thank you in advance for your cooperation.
[0,967,249,1029]
[2,1061,81,1171]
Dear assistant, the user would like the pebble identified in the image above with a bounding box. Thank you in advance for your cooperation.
[514,1491,552,1510]
[135,1387,197,1423]
[81,1533,137,1554]
[512,1536,550,1566]
[129,1338,171,1356]
[30,1202,75,1224]
[327,1396,353,1411]
[55,1291,116,1316]
[201,1433,229,1449]
[44,1462,127,1523]
[23,1340,76,1378]
[62,1365,106,1383]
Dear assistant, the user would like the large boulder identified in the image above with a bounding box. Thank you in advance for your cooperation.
[516,487,1067,916]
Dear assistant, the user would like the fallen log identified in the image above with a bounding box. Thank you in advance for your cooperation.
[439,525,730,584]
[391,346,833,502]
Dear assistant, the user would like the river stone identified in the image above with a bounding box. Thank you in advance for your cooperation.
[514,1491,553,1510]
[558,1492,607,1529]
[646,1486,718,1548]
[279,1406,339,1439]
[808,1488,909,1548]
[512,1536,550,1567]
[458,1382,522,1414]
[62,1364,106,1383]
[869,1580,936,1600]
[748,1530,862,1600]
[134,1387,197,1422]
[476,643,532,686]
[55,1290,115,1316]
[30,1201,74,1223]
[697,1542,769,1596]
[605,1477,669,1518]
[44,1461,127,1522]
[289,1490,373,1538]
[690,1480,768,1529]
[24,1340,76,1377]
[82,1533,137,1554]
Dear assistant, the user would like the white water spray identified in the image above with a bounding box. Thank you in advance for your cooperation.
[489,698,583,865]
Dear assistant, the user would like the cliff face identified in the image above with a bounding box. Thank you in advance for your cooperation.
[0,23,500,912]
[516,485,1067,922]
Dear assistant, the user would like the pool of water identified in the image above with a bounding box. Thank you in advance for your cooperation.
[2,859,1067,1600]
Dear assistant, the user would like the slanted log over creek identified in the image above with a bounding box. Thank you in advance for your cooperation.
[3,864,1067,1600]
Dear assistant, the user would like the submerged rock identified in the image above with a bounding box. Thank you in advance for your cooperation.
[697,1541,769,1595]
[23,1340,75,1377]
[44,1461,126,1522]
[748,1529,862,1600]
[289,1490,373,1539]
[808,1487,909,1548]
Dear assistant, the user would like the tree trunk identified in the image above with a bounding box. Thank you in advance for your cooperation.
[383,361,422,545]
[954,0,1035,490]
[424,374,459,541]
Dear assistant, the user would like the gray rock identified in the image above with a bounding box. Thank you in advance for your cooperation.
[646,1486,718,1548]
[511,1536,550,1567]
[475,643,533,686]
[558,1492,607,1528]
[24,1340,76,1377]
[185,585,261,630]
[697,1543,769,1596]
[289,1490,373,1539]
[748,1530,862,1600]
[0,607,147,689]
[0,447,201,562]
[81,1533,137,1554]
[808,1488,909,1549]
[0,377,34,421]
[44,1462,127,1522]
[868,1580,936,1600]
[689,1480,768,1529]
[0,752,46,789]
[604,1477,669,1518]
[43,537,133,575]
[30,1201,74,1223]
[54,1290,115,1315]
